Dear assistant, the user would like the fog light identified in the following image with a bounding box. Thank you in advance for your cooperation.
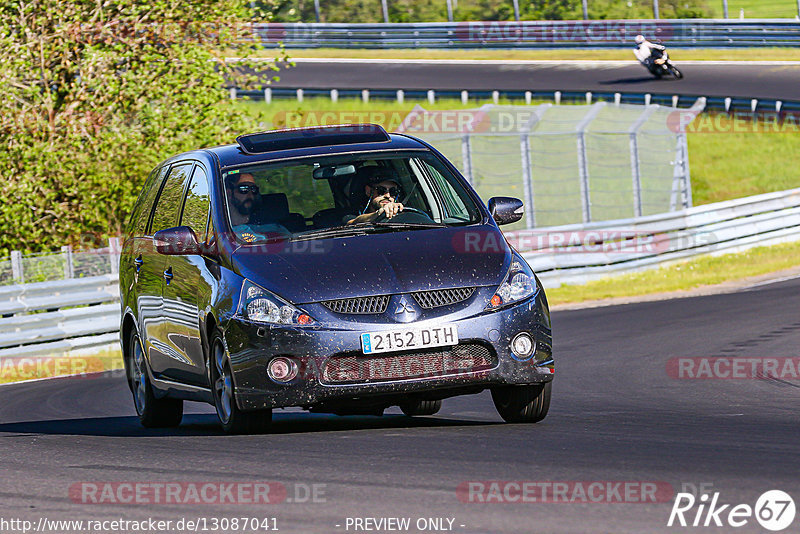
[510,333,535,360]
[267,357,298,383]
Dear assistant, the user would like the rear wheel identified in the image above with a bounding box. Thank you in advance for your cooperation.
[210,331,272,434]
[399,399,442,416]
[491,382,551,423]
[128,330,183,428]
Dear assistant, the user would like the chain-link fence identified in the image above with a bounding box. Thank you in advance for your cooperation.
[0,239,120,286]
[409,100,703,230]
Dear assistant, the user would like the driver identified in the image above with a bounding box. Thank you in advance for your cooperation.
[346,166,404,225]
[634,34,666,66]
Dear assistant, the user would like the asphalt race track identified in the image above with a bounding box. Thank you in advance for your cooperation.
[2,276,800,533]
[272,59,800,101]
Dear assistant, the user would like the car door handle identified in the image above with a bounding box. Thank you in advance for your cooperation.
[134,255,143,273]
[163,267,173,284]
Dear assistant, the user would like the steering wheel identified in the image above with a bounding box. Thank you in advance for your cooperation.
[374,206,436,224]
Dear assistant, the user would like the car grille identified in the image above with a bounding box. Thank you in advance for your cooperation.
[322,295,390,314]
[322,342,496,384]
[412,287,475,309]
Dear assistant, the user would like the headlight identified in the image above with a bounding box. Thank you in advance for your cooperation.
[486,259,538,310]
[237,280,314,326]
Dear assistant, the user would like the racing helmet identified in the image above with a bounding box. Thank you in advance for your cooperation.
[635,35,645,44]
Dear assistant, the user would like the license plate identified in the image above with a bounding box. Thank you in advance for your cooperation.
[361,324,459,355]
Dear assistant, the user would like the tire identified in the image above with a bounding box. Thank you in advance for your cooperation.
[399,399,442,416]
[210,331,272,434]
[491,382,551,423]
[669,64,683,79]
[128,330,183,428]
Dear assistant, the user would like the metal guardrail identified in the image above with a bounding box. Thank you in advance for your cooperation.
[243,86,800,116]
[252,20,800,49]
[511,187,800,286]
[0,275,120,358]
[0,188,798,358]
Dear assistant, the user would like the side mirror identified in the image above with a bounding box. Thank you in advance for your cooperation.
[487,197,524,226]
[153,226,203,255]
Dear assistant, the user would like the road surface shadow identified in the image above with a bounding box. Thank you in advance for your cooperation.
[0,412,497,437]
[599,76,680,85]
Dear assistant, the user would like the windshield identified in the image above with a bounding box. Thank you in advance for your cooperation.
[221,150,482,244]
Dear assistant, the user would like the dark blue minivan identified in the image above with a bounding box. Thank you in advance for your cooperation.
[119,125,553,433]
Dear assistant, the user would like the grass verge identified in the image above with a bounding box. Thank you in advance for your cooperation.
[0,348,124,385]
[251,47,800,62]
[547,240,800,306]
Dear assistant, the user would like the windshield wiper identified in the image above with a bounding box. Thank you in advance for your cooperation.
[373,221,447,229]
[290,223,379,241]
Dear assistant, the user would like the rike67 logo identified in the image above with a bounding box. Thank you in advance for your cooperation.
[668,490,796,531]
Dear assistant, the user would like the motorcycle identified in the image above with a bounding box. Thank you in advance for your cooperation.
[639,49,683,79]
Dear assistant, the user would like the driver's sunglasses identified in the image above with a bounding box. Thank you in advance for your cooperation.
[371,185,401,197]
[236,184,259,195]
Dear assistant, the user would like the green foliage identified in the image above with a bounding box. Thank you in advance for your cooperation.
[0,0,284,256]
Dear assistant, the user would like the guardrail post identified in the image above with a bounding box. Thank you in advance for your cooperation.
[331,89,338,103]
[723,0,729,18]
[296,88,304,102]
[653,0,659,18]
[108,237,121,275]
[461,134,473,185]
[525,91,531,105]
[575,102,606,223]
[554,91,561,105]
[492,91,499,104]
[461,90,468,105]
[428,90,435,105]
[397,90,404,104]
[11,251,23,284]
[614,93,621,106]
[61,245,74,279]
[381,0,389,23]
[264,87,272,105]
[362,89,370,103]
[229,87,237,100]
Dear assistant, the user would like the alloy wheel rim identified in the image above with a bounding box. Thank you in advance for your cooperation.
[213,340,233,424]
[131,337,147,415]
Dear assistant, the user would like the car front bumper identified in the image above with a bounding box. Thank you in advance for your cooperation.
[223,290,553,411]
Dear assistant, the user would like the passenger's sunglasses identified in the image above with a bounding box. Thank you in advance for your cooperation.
[371,185,401,197]
[236,184,259,194]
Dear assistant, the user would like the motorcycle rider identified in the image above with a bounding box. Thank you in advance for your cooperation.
[634,34,667,69]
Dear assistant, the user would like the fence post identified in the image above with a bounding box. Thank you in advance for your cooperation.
[629,105,659,218]
[653,0,659,18]
[108,237,121,275]
[11,250,23,284]
[381,0,389,23]
[446,0,453,22]
[723,0,729,18]
[264,87,272,105]
[575,102,606,224]
[582,0,588,19]
[61,245,74,279]
[314,0,321,22]
[460,134,473,185]
[512,0,520,21]
[520,134,535,228]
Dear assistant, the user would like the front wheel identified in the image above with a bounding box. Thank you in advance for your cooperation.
[491,382,551,423]
[210,331,272,434]
[128,330,183,428]
[668,64,683,79]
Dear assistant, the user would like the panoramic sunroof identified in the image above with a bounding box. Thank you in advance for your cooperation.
[235,124,391,155]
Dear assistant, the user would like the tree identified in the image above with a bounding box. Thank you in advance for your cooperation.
[0,0,285,255]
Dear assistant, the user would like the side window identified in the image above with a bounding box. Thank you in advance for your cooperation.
[150,163,193,234]
[180,165,211,243]
[132,166,168,236]
[419,159,471,221]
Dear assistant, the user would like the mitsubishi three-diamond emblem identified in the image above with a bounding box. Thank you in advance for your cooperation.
[392,295,418,323]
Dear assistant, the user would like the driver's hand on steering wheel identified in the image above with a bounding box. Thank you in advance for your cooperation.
[377,201,404,219]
